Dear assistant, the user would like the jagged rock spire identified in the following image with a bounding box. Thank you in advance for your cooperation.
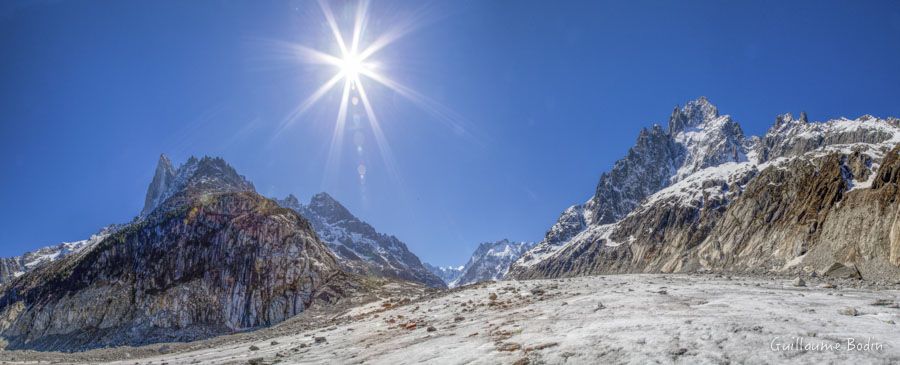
[142,154,176,216]
[141,154,255,217]
[667,96,719,135]
[308,192,355,223]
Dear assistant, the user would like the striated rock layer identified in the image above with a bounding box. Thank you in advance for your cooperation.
[0,157,355,351]
[276,193,446,289]
[510,98,900,282]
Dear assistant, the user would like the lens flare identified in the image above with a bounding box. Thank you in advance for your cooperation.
[277,0,476,186]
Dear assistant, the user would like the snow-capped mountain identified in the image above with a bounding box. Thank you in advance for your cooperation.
[587,97,748,226]
[0,227,115,286]
[276,193,446,288]
[444,239,534,287]
[512,97,746,272]
[423,263,464,285]
[509,97,900,281]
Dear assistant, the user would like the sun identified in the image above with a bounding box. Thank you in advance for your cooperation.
[278,0,471,185]
[337,52,366,81]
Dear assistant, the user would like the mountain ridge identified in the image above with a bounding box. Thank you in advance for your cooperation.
[509,97,900,281]
[450,239,534,287]
[276,192,446,289]
[0,156,355,351]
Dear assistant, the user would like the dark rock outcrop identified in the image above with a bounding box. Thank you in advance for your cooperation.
[277,193,446,288]
[0,157,353,351]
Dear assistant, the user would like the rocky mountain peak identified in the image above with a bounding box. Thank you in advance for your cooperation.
[279,194,302,210]
[475,238,510,252]
[141,155,255,217]
[185,156,253,191]
[308,192,354,223]
[590,122,680,224]
[758,114,900,163]
[858,114,877,122]
[158,153,173,168]
[772,113,802,131]
[668,96,719,135]
[141,154,177,216]
[510,99,900,283]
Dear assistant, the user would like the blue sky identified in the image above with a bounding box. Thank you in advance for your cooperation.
[1,0,899,265]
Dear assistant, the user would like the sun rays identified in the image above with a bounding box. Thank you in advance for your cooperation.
[273,0,474,187]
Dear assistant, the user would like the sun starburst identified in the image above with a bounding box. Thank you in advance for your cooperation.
[277,0,474,186]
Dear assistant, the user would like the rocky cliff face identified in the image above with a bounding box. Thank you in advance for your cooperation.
[276,193,446,289]
[510,98,900,282]
[0,157,353,351]
[697,145,900,281]
[450,240,534,287]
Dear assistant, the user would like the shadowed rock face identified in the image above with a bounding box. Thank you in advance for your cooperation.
[0,192,350,352]
[590,124,682,225]
[276,193,446,289]
[510,98,900,282]
[696,154,849,270]
[0,157,353,352]
[699,146,900,280]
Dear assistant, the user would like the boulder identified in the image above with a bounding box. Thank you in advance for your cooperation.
[823,263,862,280]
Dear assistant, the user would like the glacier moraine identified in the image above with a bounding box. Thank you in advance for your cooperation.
[2,274,899,365]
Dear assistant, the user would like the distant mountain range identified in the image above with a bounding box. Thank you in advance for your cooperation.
[423,264,464,285]
[426,239,533,288]
[509,97,900,283]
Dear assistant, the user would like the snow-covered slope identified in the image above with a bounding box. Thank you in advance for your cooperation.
[277,193,446,288]
[0,228,115,286]
[510,97,900,280]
